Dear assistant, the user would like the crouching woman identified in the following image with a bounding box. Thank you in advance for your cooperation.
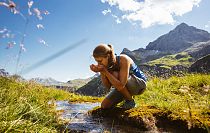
[90,44,147,109]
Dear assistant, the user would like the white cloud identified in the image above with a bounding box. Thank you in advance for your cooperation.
[204,21,210,28]
[116,18,121,24]
[101,0,141,11]
[112,14,122,24]
[205,25,209,28]
[102,9,111,15]
[101,0,201,28]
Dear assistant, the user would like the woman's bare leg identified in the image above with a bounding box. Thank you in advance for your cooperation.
[101,71,133,109]
[101,98,112,109]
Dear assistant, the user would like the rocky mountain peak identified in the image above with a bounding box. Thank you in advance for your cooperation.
[146,23,210,52]
[174,23,190,30]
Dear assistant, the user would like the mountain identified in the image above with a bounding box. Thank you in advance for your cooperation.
[184,40,210,59]
[121,23,210,64]
[121,48,140,63]
[30,77,64,86]
[30,77,91,92]
[75,76,108,96]
[189,54,210,73]
[146,23,210,52]
[67,77,93,90]
[121,48,170,64]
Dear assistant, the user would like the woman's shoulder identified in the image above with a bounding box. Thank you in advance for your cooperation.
[119,54,133,64]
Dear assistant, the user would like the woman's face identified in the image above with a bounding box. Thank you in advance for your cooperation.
[94,56,109,67]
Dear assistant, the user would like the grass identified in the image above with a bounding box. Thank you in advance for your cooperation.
[1,74,209,132]
[147,52,193,68]
[134,74,210,129]
[0,76,102,132]
[90,74,210,131]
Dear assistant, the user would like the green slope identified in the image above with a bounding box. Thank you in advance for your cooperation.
[146,52,193,69]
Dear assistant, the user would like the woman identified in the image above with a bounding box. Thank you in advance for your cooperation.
[90,44,147,109]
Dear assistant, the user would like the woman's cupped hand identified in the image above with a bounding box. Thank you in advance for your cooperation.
[90,64,106,73]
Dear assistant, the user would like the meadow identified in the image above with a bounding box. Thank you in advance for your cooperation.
[0,74,209,132]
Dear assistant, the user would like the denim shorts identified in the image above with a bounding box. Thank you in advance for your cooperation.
[105,74,146,105]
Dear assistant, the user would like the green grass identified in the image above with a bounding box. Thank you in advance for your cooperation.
[147,52,193,68]
[1,74,209,132]
[0,76,101,132]
[134,74,210,129]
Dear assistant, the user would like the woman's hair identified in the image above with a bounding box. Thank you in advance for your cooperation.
[93,44,113,57]
[93,44,117,70]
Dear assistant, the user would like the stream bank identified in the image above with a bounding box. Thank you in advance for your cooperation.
[56,101,208,132]
[90,106,209,133]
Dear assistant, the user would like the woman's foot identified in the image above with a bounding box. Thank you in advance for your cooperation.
[121,99,135,109]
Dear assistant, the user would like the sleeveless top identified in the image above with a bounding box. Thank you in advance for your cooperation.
[108,55,147,82]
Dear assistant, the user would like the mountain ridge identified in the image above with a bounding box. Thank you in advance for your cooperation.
[146,23,210,52]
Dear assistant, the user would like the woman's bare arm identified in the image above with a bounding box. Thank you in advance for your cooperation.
[90,64,111,89]
[102,56,130,88]
[99,55,132,100]
[100,73,111,89]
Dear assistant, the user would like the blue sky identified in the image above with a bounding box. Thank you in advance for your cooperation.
[0,0,210,82]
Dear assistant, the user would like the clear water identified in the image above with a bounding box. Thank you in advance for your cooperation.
[55,101,155,133]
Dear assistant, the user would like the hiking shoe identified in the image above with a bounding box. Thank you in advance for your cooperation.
[121,99,135,109]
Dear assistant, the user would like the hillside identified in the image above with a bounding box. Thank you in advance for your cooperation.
[67,77,92,90]
[30,77,64,86]
[76,76,108,96]
[30,77,91,92]
[122,23,210,64]
[184,40,210,59]
[189,54,210,73]
[146,52,193,68]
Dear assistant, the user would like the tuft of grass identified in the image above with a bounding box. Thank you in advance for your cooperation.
[0,76,101,132]
[134,74,210,129]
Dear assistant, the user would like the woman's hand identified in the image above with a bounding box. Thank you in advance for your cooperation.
[90,64,107,73]
[90,64,100,73]
[97,64,106,72]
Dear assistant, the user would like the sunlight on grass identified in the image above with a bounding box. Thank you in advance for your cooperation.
[147,52,193,68]
[0,74,209,132]
[134,74,210,129]
[0,77,101,132]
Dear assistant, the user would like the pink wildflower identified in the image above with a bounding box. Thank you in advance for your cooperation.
[6,41,16,49]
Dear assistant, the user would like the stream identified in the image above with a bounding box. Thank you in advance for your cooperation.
[55,101,155,133]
